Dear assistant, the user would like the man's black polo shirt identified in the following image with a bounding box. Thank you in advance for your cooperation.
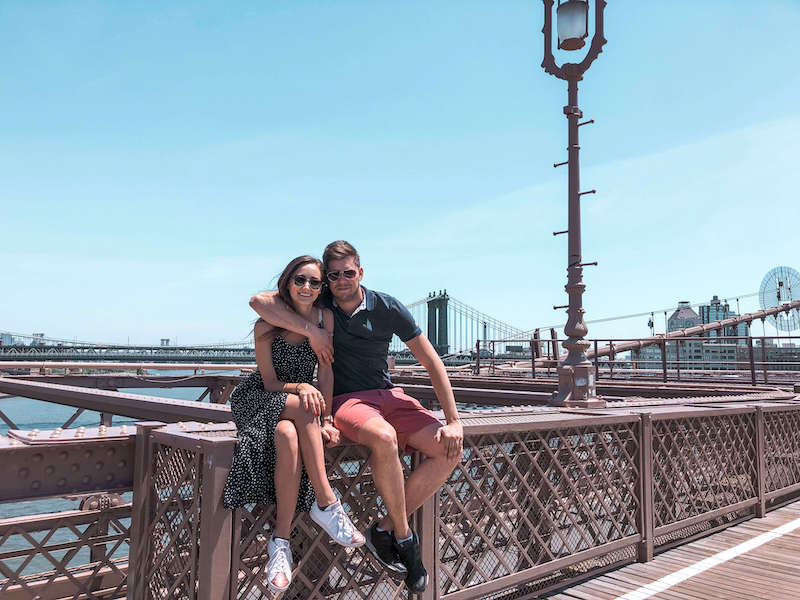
[323,286,421,396]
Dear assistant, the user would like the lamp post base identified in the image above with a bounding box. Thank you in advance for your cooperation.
[550,363,605,408]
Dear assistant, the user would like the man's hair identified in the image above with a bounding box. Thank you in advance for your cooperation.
[323,240,360,270]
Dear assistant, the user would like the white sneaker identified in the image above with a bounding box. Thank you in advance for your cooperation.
[310,500,366,548]
[265,537,292,593]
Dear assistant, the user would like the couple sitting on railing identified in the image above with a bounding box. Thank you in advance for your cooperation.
[222,240,463,594]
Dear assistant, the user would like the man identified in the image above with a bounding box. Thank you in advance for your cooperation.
[249,240,463,593]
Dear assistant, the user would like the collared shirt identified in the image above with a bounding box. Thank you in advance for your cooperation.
[323,286,421,396]
[333,293,367,317]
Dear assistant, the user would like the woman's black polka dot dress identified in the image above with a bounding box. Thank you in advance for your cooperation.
[223,334,318,511]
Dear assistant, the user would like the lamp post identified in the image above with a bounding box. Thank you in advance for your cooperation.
[542,0,606,407]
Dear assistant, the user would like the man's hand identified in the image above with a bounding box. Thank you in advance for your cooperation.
[309,327,334,365]
[321,422,341,447]
[434,420,464,460]
[296,383,325,416]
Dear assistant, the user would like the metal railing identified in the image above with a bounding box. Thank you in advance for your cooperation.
[127,401,800,600]
[477,335,800,386]
[1,376,800,599]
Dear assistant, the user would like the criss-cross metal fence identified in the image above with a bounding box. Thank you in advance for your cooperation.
[2,375,800,600]
[127,402,800,600]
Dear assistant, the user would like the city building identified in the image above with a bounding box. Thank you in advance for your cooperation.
[698,295,749,343]
[0,333,14,346]
[668,301,702,331]
[636,297,750,371]
[736,340,800,372]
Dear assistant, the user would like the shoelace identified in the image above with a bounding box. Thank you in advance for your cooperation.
[333,506,353,540]
[269,545,291,578]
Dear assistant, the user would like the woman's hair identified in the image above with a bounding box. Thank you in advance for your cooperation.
[254,255,324,341]
[276,255,325,311]
[322,240,360,271]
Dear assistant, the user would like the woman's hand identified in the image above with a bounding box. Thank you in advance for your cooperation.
[296,383,325,416]
[321,422,341,447]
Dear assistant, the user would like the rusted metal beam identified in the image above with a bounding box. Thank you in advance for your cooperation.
[391,373,781,399]
[0,503,131,533]
[0,378,233,423]
[637,413,654,562]
[0,361,253,370]
[0,435,134,503]
[8,373,244,389]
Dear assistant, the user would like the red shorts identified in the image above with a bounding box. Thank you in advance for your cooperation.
[332,387,442,452]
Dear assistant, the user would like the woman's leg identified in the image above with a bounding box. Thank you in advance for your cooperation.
[280,394,337,506]
[273,420,302,539]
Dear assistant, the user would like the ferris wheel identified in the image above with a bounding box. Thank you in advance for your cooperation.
[759,266,800,332]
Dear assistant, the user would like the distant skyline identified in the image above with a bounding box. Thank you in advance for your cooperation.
[2,1,799,345]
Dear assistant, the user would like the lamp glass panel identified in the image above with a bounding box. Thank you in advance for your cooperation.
[557,0,589,50]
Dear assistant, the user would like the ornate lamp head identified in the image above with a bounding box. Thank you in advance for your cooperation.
[557,0,589,50]
[542,0,607,81]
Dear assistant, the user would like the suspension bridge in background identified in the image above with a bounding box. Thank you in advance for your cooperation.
[2,289,796,365]
[391,291,529,358]
[0,291,527,363]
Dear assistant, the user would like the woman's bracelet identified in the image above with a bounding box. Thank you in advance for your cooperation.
[321,415,334,424]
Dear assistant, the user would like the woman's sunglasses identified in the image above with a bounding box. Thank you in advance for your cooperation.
[326,269,358,282]
[292,275,323,290]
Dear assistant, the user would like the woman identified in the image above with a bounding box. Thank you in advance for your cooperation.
[223,255,364,593]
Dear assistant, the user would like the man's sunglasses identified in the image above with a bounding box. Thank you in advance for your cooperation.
[292,275,323,290]
[326,269,358,282]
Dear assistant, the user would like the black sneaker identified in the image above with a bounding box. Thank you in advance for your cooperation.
[393,529,428,593]
[364,523,407,577]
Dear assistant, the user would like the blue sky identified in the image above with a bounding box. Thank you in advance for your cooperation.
[2,1,799,345]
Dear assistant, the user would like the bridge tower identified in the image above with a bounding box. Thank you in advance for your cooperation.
[426,291,449,356]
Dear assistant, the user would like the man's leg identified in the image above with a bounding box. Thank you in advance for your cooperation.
[395,423,460,517]
[357,416,412,539]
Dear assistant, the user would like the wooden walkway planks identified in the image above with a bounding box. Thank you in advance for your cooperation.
[548,501,800,600]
